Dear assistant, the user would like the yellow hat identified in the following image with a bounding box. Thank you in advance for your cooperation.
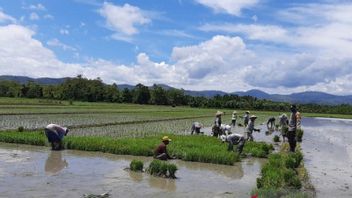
[162,136,172,142]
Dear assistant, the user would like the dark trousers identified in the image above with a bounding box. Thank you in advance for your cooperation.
[232,120,236,126]
[228,139,245,153]
[287,130,296,152]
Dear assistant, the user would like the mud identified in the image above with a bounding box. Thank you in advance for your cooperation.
[301,117,352,198]
[0,143,265,198]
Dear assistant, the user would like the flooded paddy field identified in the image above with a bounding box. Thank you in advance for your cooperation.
[301,117,352,198]
[0,143,265,198]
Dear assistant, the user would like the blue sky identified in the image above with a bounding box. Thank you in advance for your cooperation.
[0,0,352,95]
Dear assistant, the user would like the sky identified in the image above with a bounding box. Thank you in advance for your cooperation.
[0,0,352,95]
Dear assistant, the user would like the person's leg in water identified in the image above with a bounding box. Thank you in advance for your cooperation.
[228,140,234,151]
[287,130,296,152]
[236,139,245,154]
[195,127,200,135]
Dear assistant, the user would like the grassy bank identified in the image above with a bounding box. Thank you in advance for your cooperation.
[0,131,274,165]
[252,143,315,198]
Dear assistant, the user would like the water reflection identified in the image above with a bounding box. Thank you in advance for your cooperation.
[148,176,176,191]
[45,151,68,175]
[175,160,244,179]
[128,171,143,182]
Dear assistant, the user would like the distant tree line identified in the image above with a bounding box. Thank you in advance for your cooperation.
[0,75,351,114]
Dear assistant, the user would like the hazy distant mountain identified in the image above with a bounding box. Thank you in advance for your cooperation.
[234,90,352,105]
[0,75,67,85]
[1,75,351,105]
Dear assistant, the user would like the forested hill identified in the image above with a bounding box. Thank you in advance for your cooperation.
[1,75,351,105]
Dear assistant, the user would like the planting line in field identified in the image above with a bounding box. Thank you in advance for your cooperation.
[11,115,214,131]
[0,110,196,116]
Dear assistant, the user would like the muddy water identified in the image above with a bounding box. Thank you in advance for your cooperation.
[301,117,352,198]
[0,143,265,198]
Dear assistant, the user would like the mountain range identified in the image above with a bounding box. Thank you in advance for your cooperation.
[0,75,351,105]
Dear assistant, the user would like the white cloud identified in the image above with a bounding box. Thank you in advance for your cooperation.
[98,2,150,36]
[29,12,39,20]
[195,0,259,16]
[47,38,77,51]
[200,23,289,42]
[0,11,16,23]
[59,29,69,35]
[28,4,46,11]
[43,14,54,19]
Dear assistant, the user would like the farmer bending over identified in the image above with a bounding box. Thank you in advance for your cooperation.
[191,122,203,135]
[44,124,69,150]
[267,117,276,129]
[243,111,250,127]
[221,133,246,154]
[245,115,260,141]
[154,136,174,160]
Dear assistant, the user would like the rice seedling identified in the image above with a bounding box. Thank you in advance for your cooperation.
[296,129,304,142]
[147,160,178,179]
[243,141,274,158]
[17,126,24,132]
[129,160,144,172]
[273,135,280,142]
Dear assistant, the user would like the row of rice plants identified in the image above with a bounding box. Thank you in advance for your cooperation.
[0,131,273,165]
[252,143,314,198]
[69,117,215,137]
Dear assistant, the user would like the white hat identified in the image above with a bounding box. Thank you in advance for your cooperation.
[220,135,227,142]
[216,111,224,116]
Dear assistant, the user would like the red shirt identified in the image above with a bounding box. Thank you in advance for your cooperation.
[155,142,167,156]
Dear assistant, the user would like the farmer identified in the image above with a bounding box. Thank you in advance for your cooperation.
[212,111,223,137]
[221,133,246,154]
[44,124,69,150]
[288,105,298,152]
[220,124,232,135]
[279,113,289,142]
[243,111,250,127]
[245,115,260,141]
[231,111,238,126]
[266,117,276,129]
[191,122,203,135]
[154,136,174,160]
[296,111,302,129]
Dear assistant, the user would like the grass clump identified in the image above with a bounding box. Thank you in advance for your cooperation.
[243,141,274,158]
[296,129,304,142]
[147,160,178,179]
[130,160,144,172]
[273,135,280,142]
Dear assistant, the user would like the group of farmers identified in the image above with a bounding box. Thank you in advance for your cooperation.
[43,105,301,162]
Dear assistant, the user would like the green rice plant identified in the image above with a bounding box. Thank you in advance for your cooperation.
[0,131,239,165]
[130,160,144,172]
[296,129,304,142]
[243,141,274,158]
[147,160,178,178]
[273,135,280,142]
[256,146,305,191]
[251,188,312,198]
[167,164,178,179]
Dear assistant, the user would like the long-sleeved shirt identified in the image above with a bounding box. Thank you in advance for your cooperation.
[214,117,222,127]
[243,114,249,125]
[154,142,170,158]
[288,112,297,131]
[279,115,288,126]
[45,124,67,135]
[227,133,244,144]
[246,120,258,133]
[231,114,237,120]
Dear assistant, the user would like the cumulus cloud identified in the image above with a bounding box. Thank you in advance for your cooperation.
[0,11,16,23]
[195,0,259,16]
[28,4,46,11]
[98,2,150,39]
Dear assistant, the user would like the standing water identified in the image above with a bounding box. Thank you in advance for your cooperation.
[0,143,265,198]
[302,117,352,198]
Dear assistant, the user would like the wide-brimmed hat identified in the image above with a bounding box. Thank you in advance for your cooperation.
[233,111,237,114]
[250,115,257,119]
[162,136,172,142]
[245,111,250,114]
[215,111,224,116]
